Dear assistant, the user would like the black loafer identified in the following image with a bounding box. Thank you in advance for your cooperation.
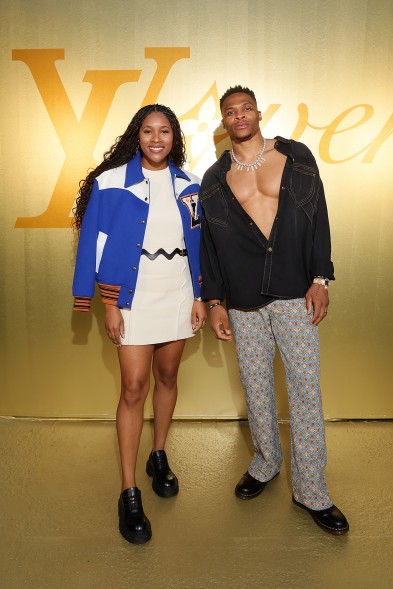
[292,496,349,535]
[146,450,179,498]
[235,471,279,500]
[118,487,152,544]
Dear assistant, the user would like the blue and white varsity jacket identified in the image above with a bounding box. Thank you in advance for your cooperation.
[73,152,202,311]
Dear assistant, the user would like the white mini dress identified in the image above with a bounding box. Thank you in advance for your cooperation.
[120,166,195,345]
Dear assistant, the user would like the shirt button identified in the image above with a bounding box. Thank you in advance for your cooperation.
[132,267,136,271]
[267,247,273,253]
[129,289,133,294]
[140,220,145,224]
[249,222,253,226]
[136,243,141,247]
[126,302,130,306]
[281,186,286,190]
[144,197,148,201]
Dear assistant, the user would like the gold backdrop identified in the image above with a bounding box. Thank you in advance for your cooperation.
[1,0,392,418]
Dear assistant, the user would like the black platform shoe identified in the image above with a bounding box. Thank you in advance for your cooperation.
[146,450,179,498]
[118,487,152,544]
[292,496,349,535]
[235,471,280,500]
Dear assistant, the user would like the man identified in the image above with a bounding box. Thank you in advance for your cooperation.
[200,85,349,535]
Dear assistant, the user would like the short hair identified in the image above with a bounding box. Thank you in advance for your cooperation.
[219,86,257,112]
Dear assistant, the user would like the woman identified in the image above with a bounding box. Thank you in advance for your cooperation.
[72,104,206,544]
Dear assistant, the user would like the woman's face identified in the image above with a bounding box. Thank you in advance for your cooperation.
[139,111,174,170]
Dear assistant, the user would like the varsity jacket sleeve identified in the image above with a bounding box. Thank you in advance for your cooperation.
[72,180,100,311]
[311,176,335,281]
[200,207,226,301]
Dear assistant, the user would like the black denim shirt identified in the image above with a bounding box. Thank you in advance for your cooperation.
[200,137,335,310]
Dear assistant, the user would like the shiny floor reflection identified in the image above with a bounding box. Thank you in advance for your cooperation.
[1,419,392,588]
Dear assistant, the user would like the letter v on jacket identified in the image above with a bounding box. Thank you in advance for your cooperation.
[72,152,202,311]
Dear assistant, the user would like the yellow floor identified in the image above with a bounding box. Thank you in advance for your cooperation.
[1,419,392,589]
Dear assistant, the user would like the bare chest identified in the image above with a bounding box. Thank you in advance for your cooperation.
[227,149,287,240]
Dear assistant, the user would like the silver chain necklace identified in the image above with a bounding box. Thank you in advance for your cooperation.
[231,137,267,172]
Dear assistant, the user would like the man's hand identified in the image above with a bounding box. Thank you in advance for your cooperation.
[105,304,124,346]
[209,304,232,341]
[305,283,329,325]
[191,300,207,332]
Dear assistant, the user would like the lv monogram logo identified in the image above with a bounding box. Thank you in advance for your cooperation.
[12,48,393,228]
[12,48,190,228]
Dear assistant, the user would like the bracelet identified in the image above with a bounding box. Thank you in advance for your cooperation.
[194,297,203,301]
[313,277,329,289]
[208,302,221,310]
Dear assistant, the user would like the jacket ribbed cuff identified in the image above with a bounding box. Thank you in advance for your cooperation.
[73,297,91,312]
[98,283,121,305]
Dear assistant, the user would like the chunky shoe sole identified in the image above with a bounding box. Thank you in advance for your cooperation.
[235,471,280,500]
[292,496,349,536]
[146,460,179,498]
[118,499,152,544]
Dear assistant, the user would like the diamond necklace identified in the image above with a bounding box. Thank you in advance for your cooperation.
[231,137,267,172]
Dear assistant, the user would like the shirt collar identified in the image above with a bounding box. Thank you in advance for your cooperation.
[124,151,190,187]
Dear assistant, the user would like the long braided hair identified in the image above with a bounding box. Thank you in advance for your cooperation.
[73,104,187,231]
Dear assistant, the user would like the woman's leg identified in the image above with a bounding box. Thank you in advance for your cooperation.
[116,344,154,491]
[151,339,186,450]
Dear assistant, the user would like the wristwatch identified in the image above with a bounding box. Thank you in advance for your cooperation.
[313,277,329,289]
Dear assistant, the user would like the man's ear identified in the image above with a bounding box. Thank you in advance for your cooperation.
[258,111,262,121]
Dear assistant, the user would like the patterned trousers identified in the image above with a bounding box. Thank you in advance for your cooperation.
[229,299,333,510]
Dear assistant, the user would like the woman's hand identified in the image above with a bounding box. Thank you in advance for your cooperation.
[191,300,207,332]
[105,304,124,347]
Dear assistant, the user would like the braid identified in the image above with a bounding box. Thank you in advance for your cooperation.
[73,104,187,231]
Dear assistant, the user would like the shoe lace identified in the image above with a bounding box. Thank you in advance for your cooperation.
[153,451,169,471]
[123,492,141,513]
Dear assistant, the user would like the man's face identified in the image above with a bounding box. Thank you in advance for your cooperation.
[221,92,262,142]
